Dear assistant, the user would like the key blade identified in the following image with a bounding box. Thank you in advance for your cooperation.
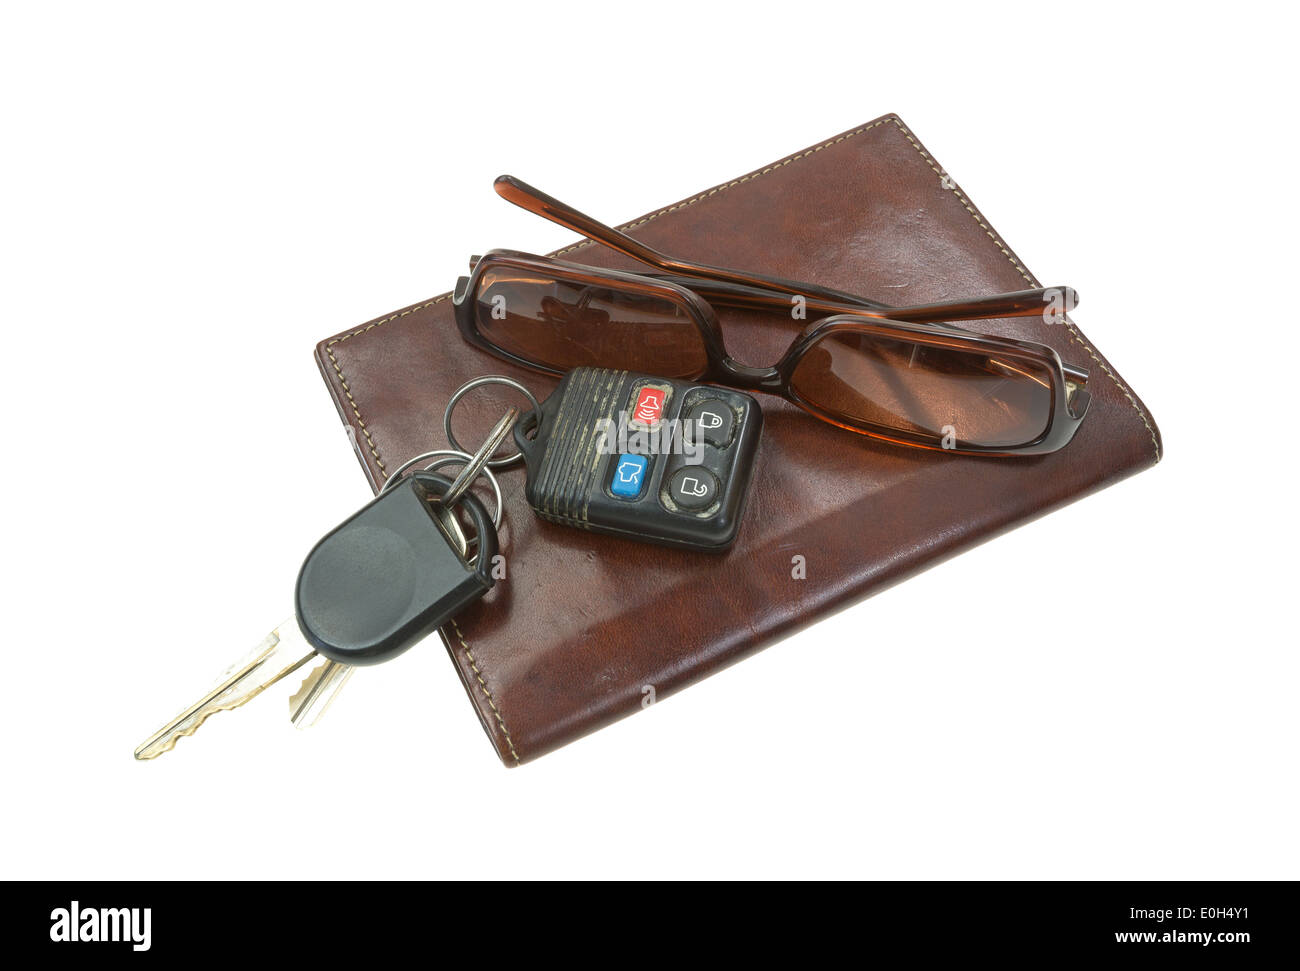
[288,658,354,729]
[133,618,314,760]
[431,502,469,559]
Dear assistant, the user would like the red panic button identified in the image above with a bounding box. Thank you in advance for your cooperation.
[632,387,666,426]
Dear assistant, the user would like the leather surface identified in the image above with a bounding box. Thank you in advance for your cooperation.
[315,114,1162,765]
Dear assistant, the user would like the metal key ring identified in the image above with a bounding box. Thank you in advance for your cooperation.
[379,449,503,529]
[442,407,517,508]
[443,375,540,469]
[421,455,503,536]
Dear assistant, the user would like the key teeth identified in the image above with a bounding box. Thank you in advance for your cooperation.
[288,664,323,722]
[133,621,305,761]
[132,696,261,760]
[134,729,191,761]
[289,659,354,730]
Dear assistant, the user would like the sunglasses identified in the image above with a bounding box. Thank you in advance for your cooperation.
[452,176,1091,456]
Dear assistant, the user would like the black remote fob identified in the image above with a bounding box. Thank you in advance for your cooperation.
[513,367,762,551]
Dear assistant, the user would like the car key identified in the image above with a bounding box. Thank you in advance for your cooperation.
[133,470,498,759]
[513,367,762,551]
[275,450,485,730]
[288,486,464,727]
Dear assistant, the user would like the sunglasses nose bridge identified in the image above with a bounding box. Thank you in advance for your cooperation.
[717,359,782,392]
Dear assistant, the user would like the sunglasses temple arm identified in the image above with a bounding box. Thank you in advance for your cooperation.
[495,174,669,268]
[673,277,1080,324]
[493,174,892,311]
[492,176,1091,386]
[878,287,1080,324]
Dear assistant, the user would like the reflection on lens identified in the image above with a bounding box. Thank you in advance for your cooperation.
[474,267,709,378]
[790,330,1054,448]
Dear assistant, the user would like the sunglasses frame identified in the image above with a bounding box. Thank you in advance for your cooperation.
[453,249,1090,456]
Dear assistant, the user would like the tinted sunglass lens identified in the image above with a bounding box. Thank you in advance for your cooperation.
[789,331,1055,449]
[473,267,709,379]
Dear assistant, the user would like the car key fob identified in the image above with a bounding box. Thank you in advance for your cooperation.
[296,471,498,665]
[513,367,761,551]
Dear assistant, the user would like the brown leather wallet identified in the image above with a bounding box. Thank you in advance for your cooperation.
[315,113,1162,765]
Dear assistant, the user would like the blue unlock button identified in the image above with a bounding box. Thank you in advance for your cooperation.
[610,454,648,499]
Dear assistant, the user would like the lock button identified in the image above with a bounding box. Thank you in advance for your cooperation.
[687,399,734,447]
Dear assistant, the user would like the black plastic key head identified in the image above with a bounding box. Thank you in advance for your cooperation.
[295,472,497,666]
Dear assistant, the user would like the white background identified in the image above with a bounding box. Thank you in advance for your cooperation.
[2,1,1295,880]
